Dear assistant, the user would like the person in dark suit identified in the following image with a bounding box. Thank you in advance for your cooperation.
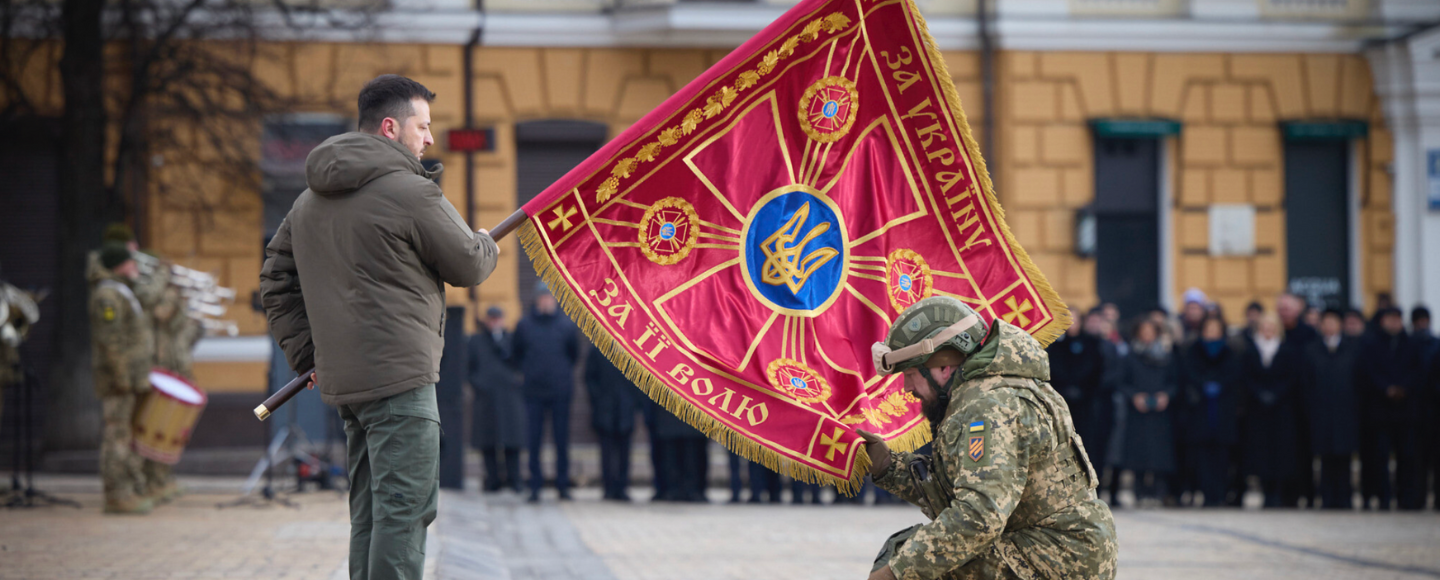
[645,399,709,502]
[1047,319,1108,489]
[1301,308,1361,509]
[1358,307,1424,510]
[585,344,640,501]
[1178,314,1242,507]
[512,284,581,502]
[468,306,525,493]
[1241,314,1304,508]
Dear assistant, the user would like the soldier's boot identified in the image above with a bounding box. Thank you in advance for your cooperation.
[150,479,182,504]
[104,495,154,515]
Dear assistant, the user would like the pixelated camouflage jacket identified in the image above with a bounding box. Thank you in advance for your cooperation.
[152,281,202,378]
[88,267,154,396]
[875,320,1118,580]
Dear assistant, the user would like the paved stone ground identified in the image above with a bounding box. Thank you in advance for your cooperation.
[479,488,1440,580]
[5,475,1440,580]
[0,475,355,580]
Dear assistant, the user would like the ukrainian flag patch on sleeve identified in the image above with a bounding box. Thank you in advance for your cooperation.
[968,421,985,433]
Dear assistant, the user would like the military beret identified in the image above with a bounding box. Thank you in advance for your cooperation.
[99,243,133,270]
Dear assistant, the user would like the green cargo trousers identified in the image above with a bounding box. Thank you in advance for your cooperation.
[339,384,440,580]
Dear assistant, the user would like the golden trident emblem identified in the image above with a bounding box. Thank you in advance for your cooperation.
[759,202,839,293]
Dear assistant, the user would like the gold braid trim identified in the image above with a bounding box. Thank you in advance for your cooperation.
[596,12,853,204]
[901,0,1071,347]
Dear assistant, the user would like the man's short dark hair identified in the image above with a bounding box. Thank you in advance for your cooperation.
[1322,308,1344,322]
[1246,301,1264,314]
[358,75,436,133]
[1413,306,1431,323]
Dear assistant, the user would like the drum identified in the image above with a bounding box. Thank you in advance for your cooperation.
[133,369,207,465]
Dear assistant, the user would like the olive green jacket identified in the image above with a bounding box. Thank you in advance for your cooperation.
[260,132,499,405]
[875,320,1118,580]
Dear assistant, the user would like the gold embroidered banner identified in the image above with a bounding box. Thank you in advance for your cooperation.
[517,0,1069,491]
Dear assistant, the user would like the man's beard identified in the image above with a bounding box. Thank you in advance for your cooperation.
[921,390,950,426]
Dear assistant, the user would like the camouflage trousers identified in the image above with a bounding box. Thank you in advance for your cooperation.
[875,525,1029,580]
[143,459,175,497]
[100,394,147,503]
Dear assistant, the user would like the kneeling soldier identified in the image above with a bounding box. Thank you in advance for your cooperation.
[862,297,1117,580]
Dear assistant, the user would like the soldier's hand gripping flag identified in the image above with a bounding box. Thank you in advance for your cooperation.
[516,0,1068,492]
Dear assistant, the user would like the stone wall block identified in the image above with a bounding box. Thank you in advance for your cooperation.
[1211,168,1249,204]
[1008,167,1062,208]
[1179,168,1209,206]
[583,50,646,116]
[542,48,586,112]
[1182,126,1225,166]
[1041,124,1087,165]
[1209,84,1246,124]
[1011,81,1059,122]
[1229,126,1279,167]
[1230,55,1306,118]
[1112,53,1151,115]
[1303,54,1340,117]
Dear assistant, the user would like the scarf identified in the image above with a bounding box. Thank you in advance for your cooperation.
[1254,335,1281,368]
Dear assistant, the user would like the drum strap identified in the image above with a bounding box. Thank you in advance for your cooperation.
[99,279,143,316]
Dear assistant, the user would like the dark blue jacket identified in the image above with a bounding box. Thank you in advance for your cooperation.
[1179,339,1242,446]
[585,345,639,434]
[511,309,580,400]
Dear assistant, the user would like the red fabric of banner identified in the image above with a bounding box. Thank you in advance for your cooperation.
[517,0,1068,491]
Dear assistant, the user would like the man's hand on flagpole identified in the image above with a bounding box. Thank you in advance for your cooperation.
[856,429,892,478]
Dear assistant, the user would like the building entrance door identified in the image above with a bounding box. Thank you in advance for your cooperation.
[1094,136,1161,322]
[515,120,607,310]
[1283,140,1350,309]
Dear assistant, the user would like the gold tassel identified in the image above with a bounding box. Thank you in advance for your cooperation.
[903,0,1072,348]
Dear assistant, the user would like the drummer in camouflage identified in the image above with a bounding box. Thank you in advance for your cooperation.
[90,243,156,515]
[143,278,201,502]
[860,296,1117,580]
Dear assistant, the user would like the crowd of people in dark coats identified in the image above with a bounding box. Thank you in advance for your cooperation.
[472,282,1439,510]
[468,284,901,505]
[1053,289,1440,510]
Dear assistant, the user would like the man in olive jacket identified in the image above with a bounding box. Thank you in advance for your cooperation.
[260,75,498,580]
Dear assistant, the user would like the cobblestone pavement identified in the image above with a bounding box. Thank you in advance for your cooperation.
[6,475,1440,580]
[538,489,1440,580]
[1,475,355,580]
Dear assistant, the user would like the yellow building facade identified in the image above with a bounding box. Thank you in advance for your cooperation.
[167,45,1397,394]
[13,1,1433,401]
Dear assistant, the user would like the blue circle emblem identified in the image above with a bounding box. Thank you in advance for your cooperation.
[899,274,913,292]
[822,101,839,118]
[789,377,808,391]
[745,190,845,312]
[659,222,676,240]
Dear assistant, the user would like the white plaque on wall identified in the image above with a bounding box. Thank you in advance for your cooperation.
[1208,204,1255,256]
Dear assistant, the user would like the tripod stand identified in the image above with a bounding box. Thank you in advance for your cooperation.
[216,392,340,509]
[5,361,80,509]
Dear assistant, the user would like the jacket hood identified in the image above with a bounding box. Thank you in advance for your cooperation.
[305,132,438,196]
[959,319,1050,386]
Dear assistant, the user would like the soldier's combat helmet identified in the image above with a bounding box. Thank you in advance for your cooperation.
[871,296,988,376]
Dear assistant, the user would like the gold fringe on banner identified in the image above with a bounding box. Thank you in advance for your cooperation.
[905,0,1072,346]
[514,0,1069,493]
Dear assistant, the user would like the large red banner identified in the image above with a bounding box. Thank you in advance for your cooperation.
[518,0,1069,491]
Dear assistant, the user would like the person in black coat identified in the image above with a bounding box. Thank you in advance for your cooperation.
[1277,293,1321,506]
[1357,307,1424,510]
[1240,314,1304,508]
[1178,315,1242,507]
[644,399,710,503]
[1301,308,1361,509]
[1118,319,1178,505]
[1047,321,1108,475]
[585,344,639,501]
[512,285,581,502]
[468,306,526,493]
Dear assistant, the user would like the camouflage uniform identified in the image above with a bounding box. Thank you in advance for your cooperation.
[873,311,1118,579]
[144,278,200,501]
[89,264,155,512]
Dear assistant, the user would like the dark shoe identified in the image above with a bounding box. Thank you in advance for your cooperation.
[558,490,573,501]
[527,491,541,503]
